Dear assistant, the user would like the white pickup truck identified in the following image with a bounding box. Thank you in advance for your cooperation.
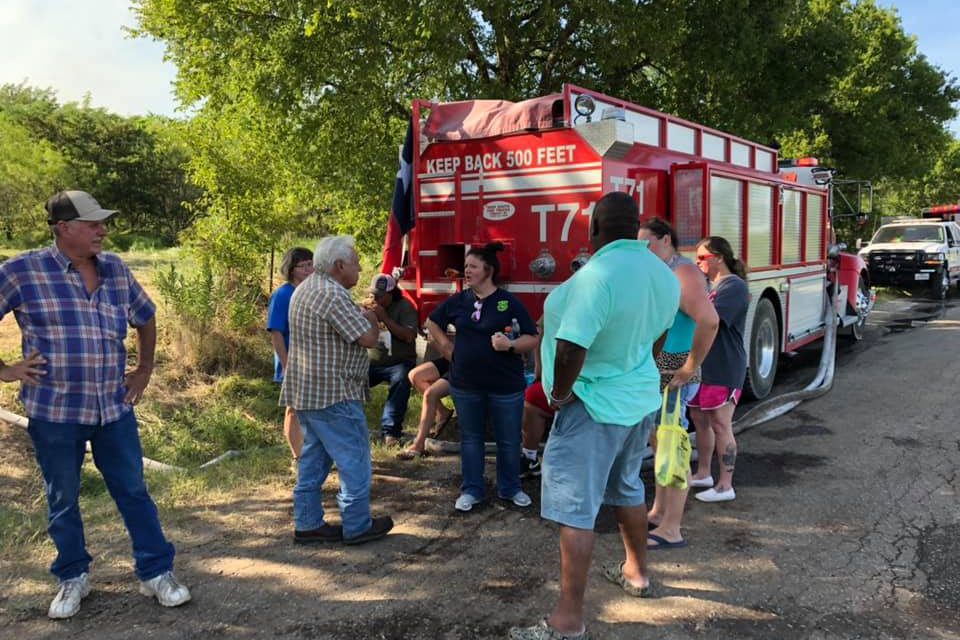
[858,219,960,299]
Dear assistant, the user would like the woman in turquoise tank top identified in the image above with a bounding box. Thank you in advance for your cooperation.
[638,219,719,549]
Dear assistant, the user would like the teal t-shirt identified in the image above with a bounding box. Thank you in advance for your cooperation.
[541,238,679,426]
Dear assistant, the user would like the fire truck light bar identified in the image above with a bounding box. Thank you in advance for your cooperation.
[793,157,819,167]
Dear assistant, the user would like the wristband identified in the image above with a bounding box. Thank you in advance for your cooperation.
[550,389,573,405]
[508,345,515,354]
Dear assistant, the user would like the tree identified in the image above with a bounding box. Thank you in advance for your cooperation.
[879,139,960,216]
[132,1,957,244]
[0,82,202,244]
[0,112,71,240]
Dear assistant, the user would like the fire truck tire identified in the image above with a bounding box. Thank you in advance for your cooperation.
[744,297,779,400]
[841,274,869,342]
[931,264,950,300]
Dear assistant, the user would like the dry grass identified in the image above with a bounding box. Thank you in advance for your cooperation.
[0,246,428,594]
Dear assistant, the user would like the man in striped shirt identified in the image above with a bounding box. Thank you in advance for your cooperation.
[0,191,190,619]
[280,235,395,546]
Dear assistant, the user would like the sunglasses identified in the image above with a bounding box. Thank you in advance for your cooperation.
[695,253,718,263]
[471,299,482,322]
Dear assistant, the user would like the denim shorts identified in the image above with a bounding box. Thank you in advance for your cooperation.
[540,399,654,530]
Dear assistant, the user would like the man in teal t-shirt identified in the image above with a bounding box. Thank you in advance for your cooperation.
[510,192,679,640]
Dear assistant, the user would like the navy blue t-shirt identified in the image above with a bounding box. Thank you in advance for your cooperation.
[429,288,537,393]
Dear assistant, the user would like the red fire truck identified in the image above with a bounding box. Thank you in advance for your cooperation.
[388,85,870,399]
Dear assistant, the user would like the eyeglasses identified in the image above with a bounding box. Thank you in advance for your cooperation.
[471,299,482,322]
[695,253,718,263]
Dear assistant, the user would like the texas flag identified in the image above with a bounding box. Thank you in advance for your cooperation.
[380,119,415,276]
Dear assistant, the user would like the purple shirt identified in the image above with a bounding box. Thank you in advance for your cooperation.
[0,243,156,425]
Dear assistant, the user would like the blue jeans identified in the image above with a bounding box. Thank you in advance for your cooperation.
[27,411,175,581]
[369,361,415,438]
[450,386,524,501]
[295,401,373,538]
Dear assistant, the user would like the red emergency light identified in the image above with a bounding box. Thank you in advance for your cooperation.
[921,203,960,215]
[793,157,819,167]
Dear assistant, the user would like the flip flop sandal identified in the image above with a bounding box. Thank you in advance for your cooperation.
[647,533,688,550]
[396,448,428,461]
[601,561,652,597]
[508,618,591,640]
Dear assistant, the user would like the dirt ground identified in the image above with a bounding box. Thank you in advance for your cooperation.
[2,295,960,639]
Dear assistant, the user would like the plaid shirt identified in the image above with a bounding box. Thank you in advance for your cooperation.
[279,274,371,410]
[0,243,155,425]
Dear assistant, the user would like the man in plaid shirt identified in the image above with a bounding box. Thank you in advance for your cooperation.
[281,235,395,545]
[0,191,190,619]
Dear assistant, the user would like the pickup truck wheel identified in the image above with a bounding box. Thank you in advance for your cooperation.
[744,297,779,400]
[931,264,950,300]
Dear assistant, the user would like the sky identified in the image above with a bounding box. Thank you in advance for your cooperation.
[0,0,178,117]
[0,1,958,134]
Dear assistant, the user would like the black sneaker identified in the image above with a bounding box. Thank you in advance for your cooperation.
[521,456,541,478]
[343,516,394,546]
[294,523,343,544]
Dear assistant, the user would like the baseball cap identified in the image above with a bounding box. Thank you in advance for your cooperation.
[369,273,397,294]
[45,190,118,225]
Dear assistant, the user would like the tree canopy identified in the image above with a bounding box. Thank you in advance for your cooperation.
[0,83,200,244]
[131,0,958,268]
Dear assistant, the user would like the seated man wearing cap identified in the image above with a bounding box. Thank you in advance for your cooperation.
[0,190,191,619]
[365,274,419,445]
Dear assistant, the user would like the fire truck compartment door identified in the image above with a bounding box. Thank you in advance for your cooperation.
[786,274,826,341]
[630,169,667,220]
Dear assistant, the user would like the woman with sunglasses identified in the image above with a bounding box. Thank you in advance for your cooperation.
[426,242,539,512]
[689,237,749,502]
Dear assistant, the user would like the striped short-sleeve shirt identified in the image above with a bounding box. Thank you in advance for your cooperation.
[279,274,371,410]
[0,243,156,425]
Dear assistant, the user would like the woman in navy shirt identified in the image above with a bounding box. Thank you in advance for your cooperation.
[426,242,538,512]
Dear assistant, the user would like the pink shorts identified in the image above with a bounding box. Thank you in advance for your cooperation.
[688,384,742,411]
[524,381,556,416]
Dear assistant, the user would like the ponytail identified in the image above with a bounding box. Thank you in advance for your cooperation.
[730,257,747,279]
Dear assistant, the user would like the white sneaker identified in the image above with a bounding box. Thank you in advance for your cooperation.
[689,475,714,488]
[504,490,532,507]
[454,493,482,512]
[695,487,736,502]
[48,573,90,619]
[139,571,191,607]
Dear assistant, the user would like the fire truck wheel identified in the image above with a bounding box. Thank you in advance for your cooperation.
[745,297,780,400]
[931,264,950,301]
[841,274,870,342]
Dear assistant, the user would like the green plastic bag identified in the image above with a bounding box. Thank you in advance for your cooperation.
[654,388,691,489]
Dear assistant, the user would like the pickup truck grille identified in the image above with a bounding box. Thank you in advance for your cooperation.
[867,249,938,287]
[868,250,921,268]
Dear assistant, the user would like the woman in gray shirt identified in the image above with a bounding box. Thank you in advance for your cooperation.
[688,236,750,503]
